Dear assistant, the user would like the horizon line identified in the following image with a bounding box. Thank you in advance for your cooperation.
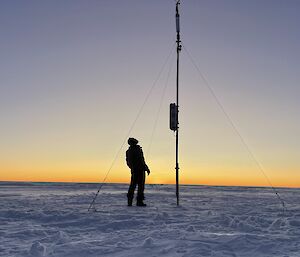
[0,180,299,189]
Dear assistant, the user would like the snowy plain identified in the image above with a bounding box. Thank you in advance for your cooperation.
[0,182,299,257]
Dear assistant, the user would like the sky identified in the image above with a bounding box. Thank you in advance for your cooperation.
[0,0,299,187]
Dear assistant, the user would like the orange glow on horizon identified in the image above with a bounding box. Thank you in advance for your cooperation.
[1,167,299,188]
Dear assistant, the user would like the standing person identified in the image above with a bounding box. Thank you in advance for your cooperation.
[126,138,150,206]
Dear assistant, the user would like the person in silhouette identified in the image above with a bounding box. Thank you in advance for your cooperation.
[126,137,150,206]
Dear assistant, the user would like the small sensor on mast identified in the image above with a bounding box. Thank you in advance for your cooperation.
[176,15,180,33]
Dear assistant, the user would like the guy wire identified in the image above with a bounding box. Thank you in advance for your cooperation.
[146,52,175,157]
[88,43,176,211]
[182,45,286,212]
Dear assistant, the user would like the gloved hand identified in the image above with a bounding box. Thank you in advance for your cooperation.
[147,169,150,176]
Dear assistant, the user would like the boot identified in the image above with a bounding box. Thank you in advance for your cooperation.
[127,194,133,207]
[137,201,147,207]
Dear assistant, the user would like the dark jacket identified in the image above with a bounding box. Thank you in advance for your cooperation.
[126,145,149,173]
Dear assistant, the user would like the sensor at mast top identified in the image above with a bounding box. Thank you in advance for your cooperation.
[176,1,180,33]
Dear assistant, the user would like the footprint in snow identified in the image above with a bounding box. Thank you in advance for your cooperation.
[29,241,46,257]
[143,237,154,248]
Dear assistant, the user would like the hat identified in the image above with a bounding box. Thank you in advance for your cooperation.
[128,137,138,145]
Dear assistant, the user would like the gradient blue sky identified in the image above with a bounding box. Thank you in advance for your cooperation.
[1,0,299,186]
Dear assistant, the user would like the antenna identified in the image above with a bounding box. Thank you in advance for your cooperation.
[170,0,182,206]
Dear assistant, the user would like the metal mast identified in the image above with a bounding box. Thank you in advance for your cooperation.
[175,0,182,206]
[169,0,181,206]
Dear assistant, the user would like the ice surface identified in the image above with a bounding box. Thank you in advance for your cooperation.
[0,182,299,257]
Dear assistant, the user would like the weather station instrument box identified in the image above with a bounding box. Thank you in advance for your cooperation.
[170,103,178,131]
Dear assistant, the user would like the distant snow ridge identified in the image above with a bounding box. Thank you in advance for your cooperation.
[29,241,46,257]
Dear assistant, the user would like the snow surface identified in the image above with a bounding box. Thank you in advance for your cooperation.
[0,182,299,257]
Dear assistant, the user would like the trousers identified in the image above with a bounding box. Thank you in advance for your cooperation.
[127,170,145,202]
